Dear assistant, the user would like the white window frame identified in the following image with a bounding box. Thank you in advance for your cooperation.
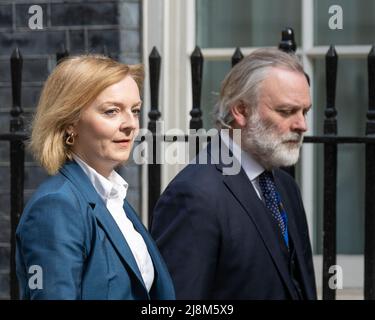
[142,0,365,297]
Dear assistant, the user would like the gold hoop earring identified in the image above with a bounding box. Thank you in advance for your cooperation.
[65,132,75,146]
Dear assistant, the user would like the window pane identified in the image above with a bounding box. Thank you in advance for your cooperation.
[315,0,375,45]
[196,0,301,48]
[201,60,231,129]
[313,58,367,254]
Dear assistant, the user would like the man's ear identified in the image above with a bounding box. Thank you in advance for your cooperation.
[230,103,248,128]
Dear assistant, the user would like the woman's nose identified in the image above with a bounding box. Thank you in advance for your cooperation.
[120,111,138,132]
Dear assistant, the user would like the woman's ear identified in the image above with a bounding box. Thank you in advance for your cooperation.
[230,102,248,128]
[65,124,76,135]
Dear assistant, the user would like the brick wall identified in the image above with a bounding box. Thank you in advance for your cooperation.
[0,0,142,299]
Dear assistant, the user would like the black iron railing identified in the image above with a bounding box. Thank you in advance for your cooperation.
[2,28,375,300]
[145,28,375,300]
[0,48,26,300]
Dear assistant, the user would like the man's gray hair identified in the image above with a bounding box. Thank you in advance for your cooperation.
[213,48,305,129]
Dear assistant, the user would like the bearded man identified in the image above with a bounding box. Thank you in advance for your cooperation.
[150,48,317,300]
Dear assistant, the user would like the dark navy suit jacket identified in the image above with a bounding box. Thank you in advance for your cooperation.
[151,138,317,299]
[16,161,175,300]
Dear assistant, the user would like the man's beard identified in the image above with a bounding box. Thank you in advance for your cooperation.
[241,110,303,170]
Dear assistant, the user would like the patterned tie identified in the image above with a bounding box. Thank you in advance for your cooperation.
[258,170,289,248]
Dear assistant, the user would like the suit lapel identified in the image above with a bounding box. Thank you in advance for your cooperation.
[274,171,315,297]
[60,161,148,293]
[208,140,297,298]
[222,171,297,297]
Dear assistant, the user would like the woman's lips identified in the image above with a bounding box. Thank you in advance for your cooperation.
[113,139,132,147]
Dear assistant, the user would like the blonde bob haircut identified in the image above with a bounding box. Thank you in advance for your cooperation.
[29,54,144,175]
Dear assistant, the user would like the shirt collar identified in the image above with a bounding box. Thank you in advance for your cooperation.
[72,154,128,204]
[220,130,265,181]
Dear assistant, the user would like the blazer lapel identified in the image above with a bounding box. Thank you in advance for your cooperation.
[124,202,175,299]
[208,140,297,298]
[124,202,161,270]
[60,161,148,293]
[92,202,148,293]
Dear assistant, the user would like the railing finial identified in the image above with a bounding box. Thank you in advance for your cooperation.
[278,27,297,53]
[190,46,203,130]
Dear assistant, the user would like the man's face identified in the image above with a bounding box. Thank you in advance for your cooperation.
[243,67,311,169]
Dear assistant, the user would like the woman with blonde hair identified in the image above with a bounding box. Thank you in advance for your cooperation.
[15,55,175,300]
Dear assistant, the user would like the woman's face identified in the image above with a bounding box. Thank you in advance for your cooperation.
[71,75,142,177]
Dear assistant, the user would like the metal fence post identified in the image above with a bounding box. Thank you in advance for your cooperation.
[278,27,297,53]
[189,46,204,160]
[9,48,24,300]
[190,46,203,131]
[56,44,69,64]
[147,47,162,228]
[322,45,338,300]
[365,45,375,299]
[231,47,244,67]
[278,28,297,178]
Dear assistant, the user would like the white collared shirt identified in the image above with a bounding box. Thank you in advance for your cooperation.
[73,155,155,292]
[220,130,265,200]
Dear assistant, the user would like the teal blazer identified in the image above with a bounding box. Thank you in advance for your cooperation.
[16,161,175,300]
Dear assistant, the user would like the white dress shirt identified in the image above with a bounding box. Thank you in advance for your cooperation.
[73,155,155,292]
[220,130,265,200]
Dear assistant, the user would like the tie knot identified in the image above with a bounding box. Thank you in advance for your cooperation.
[258,170,276,195]
[259,170,273,181]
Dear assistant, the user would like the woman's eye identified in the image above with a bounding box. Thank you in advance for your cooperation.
[104,108,119,116]
[132,108,141,116]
